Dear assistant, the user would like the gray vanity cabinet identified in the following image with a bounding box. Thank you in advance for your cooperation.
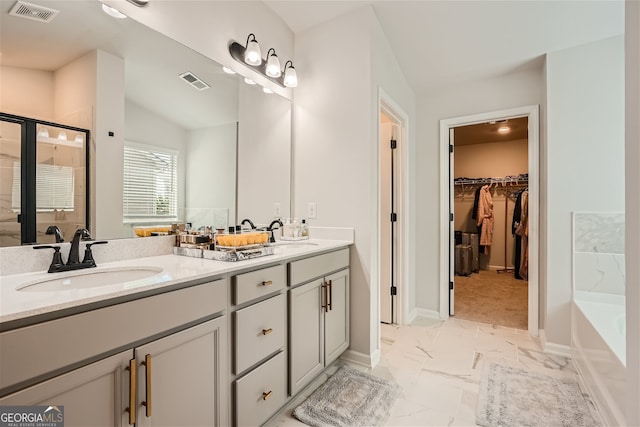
[0,350,131,426]
[288,248,350,396]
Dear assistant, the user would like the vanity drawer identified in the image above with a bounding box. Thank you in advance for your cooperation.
[233,264,286,306]
[289,247,349,286]
[234,294,285,374]
[235,351,286,427]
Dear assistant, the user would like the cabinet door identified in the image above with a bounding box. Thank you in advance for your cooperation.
[0,350,131,427]
[135,317,228,427]
[324,268,350,365]
[289,279,323,396]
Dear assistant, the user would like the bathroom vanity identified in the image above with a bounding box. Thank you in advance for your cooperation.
[0,239,351,426]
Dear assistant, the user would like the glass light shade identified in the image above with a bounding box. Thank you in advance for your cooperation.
[37,127,49,138]
[244,78,256,85]
[263,87,273,94]
[222,66,236,75]
[74,134,84,144]
[266,54,281,78]
[244,40,262,66]
[283,66,298,88]
[57,131,68,141]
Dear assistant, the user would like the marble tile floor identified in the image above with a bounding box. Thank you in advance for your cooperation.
[267,316,598,427]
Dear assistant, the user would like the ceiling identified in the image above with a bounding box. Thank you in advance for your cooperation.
[263,0,625,95]
[454,117,528,146]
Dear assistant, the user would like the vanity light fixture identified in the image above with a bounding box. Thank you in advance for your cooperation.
[265,48,281,78]
[37,127,49,139]
[244,77,256,85]
[229,34,298,88]
[74,134,84,144]
[283,60,297,88]
[222,66,236,75]
[126,0,149,6]
[57,131,67,141]
[263,87,273,94]
[101,3,126,19]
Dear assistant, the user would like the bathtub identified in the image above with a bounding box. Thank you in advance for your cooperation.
[572,291,626,426]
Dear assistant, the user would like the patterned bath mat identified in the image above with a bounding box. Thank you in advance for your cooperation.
[293,366,401,426]
[477,362,599,426]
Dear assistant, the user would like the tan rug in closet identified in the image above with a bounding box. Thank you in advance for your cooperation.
[454,270,528,330]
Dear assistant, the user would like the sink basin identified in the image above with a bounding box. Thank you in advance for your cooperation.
[273,241,319,253]
[18,267,165,292]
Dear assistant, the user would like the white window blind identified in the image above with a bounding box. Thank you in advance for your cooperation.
[12,161,75,211]
[123,144,178,219]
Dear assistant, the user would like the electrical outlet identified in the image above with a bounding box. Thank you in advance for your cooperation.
[307,202,317,219]
[273,202,281,217]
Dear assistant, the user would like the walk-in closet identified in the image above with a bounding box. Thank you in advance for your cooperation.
[452,117,529,329]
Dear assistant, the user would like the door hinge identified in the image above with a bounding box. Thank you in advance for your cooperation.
[390,139,397,149]
[390,286,397,296]
[449,281,454,290]
[449,213,453,221]
[449,144,453,153]
[390,213,397,222]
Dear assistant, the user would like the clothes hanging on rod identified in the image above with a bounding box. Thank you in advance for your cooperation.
[512,188,529,280]
[476,185,494,254]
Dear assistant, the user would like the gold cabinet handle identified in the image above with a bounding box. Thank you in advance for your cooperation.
[126,358,137,425]
[141,354,152,417]
[328,279,333,311]
[262,328,273,335]
[262,280,273,287]
[262,390,273,400]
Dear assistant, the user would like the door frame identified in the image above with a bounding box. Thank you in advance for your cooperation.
[378,89,409,326]
[438,105,540,336]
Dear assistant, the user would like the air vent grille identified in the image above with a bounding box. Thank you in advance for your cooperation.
[178,72,210,91]
[9,1,59,23]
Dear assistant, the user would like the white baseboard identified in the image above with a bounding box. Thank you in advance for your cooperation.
[408,307,444,324]
[341,348,380,368]
[539,329,571,357]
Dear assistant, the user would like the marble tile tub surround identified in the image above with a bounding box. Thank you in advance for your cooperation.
[268,317,600,427]
[573,212,625,295]
[574,212,624,254]
[0,236,176,277]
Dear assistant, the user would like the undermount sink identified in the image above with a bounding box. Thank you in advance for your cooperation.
[18,266,165,292]
[273,241,319,251]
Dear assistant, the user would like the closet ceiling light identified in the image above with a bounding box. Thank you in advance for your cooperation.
[228,34,298,89]
[498,126,510,134]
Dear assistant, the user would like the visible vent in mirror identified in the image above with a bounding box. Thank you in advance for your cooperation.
[9,1,59,23]
[178,72,210,91]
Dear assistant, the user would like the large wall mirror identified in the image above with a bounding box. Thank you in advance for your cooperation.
[0,0,291,247]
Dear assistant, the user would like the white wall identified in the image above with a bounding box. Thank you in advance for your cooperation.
[0,66,54,120]
[416,66,544,313]
[54,51,96,129]
[186,123,237,227]
[625,1,640,424]
[237,83,291,224]
[545,35,624,346]
[102,0,293,99]
[95,50,126,239]
[294,6,416,363]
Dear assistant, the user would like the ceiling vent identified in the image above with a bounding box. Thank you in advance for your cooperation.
[9,1,60,23]
[178,72,210,91]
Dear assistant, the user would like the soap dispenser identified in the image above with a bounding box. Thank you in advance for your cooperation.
[301,219,309,238]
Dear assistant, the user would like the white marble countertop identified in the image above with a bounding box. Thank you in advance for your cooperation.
[0,239,351,326]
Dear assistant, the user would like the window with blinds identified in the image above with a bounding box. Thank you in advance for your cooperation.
[11,162,75,211]
[123,144,178,220]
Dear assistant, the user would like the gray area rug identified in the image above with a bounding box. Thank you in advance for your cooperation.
[477,362,599,427]
[293,366,401,426]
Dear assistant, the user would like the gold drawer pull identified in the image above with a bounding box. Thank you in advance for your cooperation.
[262,328,273,335]
[262,280,273,287]
[141,354,152,417]
[126,358,137,425]
[262,390,273,400]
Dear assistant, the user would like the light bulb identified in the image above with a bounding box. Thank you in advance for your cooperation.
[37,127,49,139]
[244,35,262,66]
[265,50,281,78]
[57,131,68,141]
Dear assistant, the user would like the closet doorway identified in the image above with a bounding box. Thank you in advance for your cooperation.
[439,105,539,336]
[452,118,529,329]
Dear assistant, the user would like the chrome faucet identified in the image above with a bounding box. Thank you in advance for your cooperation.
[68,228,91,265]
